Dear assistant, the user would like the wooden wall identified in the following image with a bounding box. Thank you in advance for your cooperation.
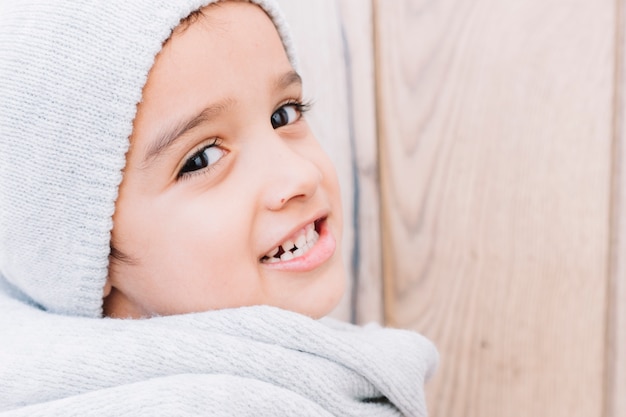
[278,0,626,416]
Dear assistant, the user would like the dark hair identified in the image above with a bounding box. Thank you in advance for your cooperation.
[109,245,135,265]
[176,8,207,33]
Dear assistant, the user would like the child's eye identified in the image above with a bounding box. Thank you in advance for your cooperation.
[271,102,309,129]
[178,140,225,178]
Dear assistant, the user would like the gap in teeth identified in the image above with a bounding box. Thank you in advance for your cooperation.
[262,222,320,262]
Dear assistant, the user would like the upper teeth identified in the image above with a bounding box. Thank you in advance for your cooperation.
[262,222,319,263]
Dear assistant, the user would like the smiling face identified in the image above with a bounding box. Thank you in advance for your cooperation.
[103,1,346,319]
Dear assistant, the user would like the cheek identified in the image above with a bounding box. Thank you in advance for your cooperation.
[113,197,260,314]
[300,136,342,196]
[156,196,248,255]
[318,150,343,218]
[158,191,259,271]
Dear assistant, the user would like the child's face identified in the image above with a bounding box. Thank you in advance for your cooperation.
[104,1,346,318]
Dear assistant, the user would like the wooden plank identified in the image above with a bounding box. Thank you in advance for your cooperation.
[336,0,384,325]
[276,0,355,322]
[374,1,613,416]
[609,0,626,415]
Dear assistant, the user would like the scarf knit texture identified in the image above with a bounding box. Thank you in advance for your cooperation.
[0,0,438,415]
[0,287,438,416]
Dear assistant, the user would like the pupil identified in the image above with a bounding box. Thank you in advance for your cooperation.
[185,152,208,172]
[271,109,287,128]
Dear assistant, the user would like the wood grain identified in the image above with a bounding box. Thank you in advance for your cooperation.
[374,0,613,416]
[337,0,384,325]
[609,0,626,415]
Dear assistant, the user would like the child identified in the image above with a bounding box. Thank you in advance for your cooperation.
[0,0,437,415]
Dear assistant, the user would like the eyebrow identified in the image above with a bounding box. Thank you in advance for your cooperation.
[142,70,303,166]
[142,99,233,165]
[274,70,302,92]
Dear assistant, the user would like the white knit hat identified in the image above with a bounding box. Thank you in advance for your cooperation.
[0,0,296,317]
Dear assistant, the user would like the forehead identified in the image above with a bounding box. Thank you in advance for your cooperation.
[151,1,289,94]
[132,1,294,144]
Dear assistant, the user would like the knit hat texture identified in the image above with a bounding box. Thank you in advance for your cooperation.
[0,0,296,317]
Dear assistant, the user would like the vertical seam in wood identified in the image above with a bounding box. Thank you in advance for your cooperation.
[371,0,393,326]
[605,0,624,416]
[335,0,360,324]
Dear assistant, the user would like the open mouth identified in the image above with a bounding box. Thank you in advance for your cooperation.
[260,218,324,263]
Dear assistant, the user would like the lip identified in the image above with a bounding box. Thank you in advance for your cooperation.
[260,215,336,272]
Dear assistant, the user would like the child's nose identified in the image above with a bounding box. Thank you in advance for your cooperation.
[260,138,322,211]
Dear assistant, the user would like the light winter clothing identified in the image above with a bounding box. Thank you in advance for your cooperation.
[0,288,437,416]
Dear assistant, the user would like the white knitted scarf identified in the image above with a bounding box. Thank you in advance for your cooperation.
[0,284,438,416]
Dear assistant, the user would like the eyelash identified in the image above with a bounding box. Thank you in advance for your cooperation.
[177,138,223,181]
[283,99,312,116]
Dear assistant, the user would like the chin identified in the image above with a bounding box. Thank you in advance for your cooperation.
[301,271,347,319]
